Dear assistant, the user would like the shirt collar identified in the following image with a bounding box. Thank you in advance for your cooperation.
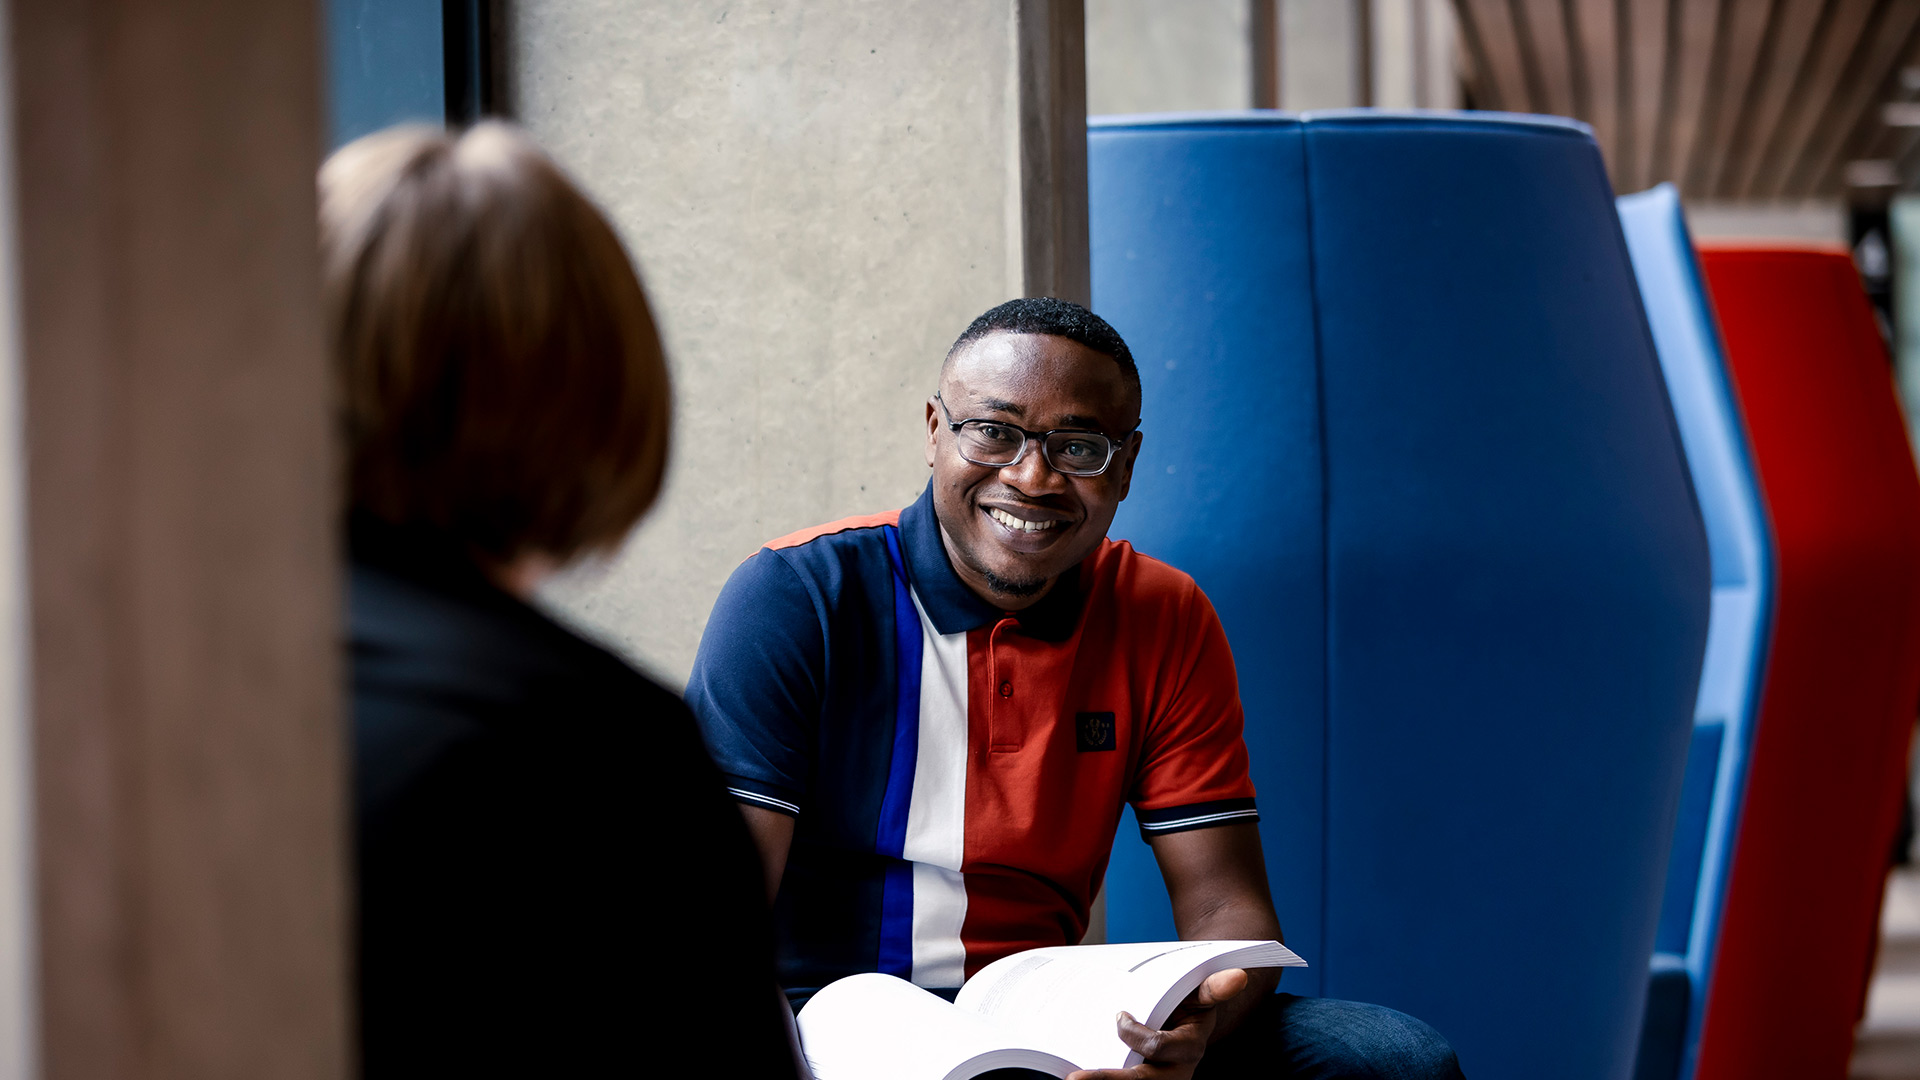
[898,482,1086,641]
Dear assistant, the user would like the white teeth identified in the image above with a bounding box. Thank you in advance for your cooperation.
[989,508,1058,532]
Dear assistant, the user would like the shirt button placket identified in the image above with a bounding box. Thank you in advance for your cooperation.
[989,618,1019,753]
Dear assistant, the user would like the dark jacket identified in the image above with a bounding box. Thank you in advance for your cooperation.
[350,516,796,1077]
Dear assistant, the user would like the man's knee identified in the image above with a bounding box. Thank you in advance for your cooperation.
[1255,995,1464,1080]
[1328,1001,1461,1080]
[1365,1007,1461,1079]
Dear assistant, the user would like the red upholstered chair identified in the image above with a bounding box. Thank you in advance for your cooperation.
[1692,246,1920,1080]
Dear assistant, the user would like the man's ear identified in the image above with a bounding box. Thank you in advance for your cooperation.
[925,397,941,469]
[1114,430,1144,501]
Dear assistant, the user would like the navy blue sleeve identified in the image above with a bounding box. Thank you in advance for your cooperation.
[686,548,824,816]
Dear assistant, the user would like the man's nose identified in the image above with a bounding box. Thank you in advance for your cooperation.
[1000,441,1068,493]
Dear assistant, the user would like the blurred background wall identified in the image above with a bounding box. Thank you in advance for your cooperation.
[1086,0,1458,113]
[506,2,1090,682]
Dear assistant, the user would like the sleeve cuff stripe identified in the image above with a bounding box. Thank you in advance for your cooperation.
[1139,808,1260,832]
[729,788,801,815]
[1136,796,1257,823]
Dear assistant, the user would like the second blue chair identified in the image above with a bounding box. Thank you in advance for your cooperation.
[1615,184,1774,1080]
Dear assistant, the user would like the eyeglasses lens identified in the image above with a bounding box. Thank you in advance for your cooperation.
[1042,432,1114,475]
[955,422,1024,465]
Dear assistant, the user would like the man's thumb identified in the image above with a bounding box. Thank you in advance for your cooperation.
[1197,968,1249,1007]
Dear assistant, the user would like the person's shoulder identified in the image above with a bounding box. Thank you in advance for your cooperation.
[726,507,905,601]
[351,557,695,825]
[350,556,653,713]
[1086,538,1205,607]
[762,508,902,553]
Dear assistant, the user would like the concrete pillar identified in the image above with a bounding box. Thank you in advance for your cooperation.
[8,2,350,1078]
[1280,0,1367,109]
[1686,200,1849,245]
[1370,0,1458,110]
[509,1,1092,683]
[1086,1,1458,115]
[1085,0,1250,114]
[1892,195,1920,447]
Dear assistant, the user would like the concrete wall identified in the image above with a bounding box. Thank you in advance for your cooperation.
[1085,0,1458,116]
[1891,195,1920,447]
[1370,0,1457,110]
[1086,0,1249,114]
[10,1,349,1077]
[508,1,1089,684]
[1686,200,1849,245]
[1280,0,1364,109]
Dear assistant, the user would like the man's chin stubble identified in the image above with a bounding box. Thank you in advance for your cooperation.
[983,569,1049,598]
[937,515,1055,599]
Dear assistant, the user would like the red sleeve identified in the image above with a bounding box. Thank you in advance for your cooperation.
[1130,583,1260,836]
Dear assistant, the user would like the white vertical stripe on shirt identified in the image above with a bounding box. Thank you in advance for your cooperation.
[904,588,969,988]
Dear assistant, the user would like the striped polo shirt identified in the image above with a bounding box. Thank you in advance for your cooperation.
[688,483,1257,1000]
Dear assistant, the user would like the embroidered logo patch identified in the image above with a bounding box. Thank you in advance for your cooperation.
[1076,711,1116,752]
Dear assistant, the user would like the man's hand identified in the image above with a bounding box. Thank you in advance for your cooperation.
[1066,968,1248,1080]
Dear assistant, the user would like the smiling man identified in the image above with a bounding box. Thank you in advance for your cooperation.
[688,298,1463,1080]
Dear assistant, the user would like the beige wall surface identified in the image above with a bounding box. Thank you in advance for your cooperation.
[1685,199,1849,245]
[511,1,1087,684]
[11,1,348,1078]
[1086,0,1250,115]
[1280,0,1364,109]
[1085,0,1459,118]
[1369,0,1457,110]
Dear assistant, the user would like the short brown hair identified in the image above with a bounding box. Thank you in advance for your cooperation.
[320,121,670,563]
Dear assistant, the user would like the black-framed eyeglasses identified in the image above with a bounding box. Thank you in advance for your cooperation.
[934,393,1132,478]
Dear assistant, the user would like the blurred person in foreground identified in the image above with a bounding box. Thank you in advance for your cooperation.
[322,122,797,1077]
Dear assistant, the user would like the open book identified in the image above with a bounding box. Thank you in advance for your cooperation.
[794,939,1306,1080]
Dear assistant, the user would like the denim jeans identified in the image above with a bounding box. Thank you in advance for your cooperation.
[1194,994,1466,1079]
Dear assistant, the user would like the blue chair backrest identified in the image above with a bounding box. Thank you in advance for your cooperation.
[1615,184,1774,1080]
[1090,112,1711,1080]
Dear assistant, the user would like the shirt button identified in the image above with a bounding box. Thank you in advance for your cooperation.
[999,681,1013,698]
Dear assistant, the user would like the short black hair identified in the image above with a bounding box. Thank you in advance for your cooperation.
[944,297,1140,397]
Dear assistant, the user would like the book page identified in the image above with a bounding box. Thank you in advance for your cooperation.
[952,941,1306,1070]
[795,973,1077,1080]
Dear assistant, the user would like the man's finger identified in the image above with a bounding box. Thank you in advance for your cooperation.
[1116,1012,1168,1060]
[1195,968,1249,1008]
[1116,1011,1207,1065]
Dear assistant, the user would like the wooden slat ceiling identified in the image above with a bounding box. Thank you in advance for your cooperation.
[1452,0,1920,199]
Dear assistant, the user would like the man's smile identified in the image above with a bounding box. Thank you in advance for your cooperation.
[982,503,1075,549]
[986,506,1063,532]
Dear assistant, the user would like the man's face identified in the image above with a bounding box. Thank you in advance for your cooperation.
[924,332,1143,610]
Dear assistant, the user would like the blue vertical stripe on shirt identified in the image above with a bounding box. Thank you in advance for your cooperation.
[875,525,922,977]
